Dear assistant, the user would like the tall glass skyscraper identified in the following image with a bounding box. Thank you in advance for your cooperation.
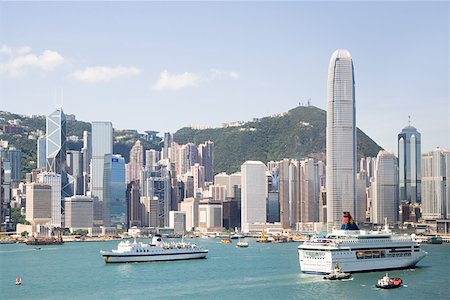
[326,49,356,231]
[46,109,66,174]
[91,122,113,225]
[104,154,126,228]
[398,123,421,203]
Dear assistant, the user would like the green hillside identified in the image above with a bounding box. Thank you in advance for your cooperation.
[173,105,382,174]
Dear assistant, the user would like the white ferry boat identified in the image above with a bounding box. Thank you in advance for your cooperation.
[100,235,208,263]
[298,212,427,274]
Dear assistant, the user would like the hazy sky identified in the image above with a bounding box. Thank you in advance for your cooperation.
[0,1,449,154]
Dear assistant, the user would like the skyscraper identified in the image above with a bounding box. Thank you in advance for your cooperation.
[326,49,356,231]
[421,147,450,220]
[199,141,214,182]
[127,140,144,184]
[371,151,399,224]
[81,130,92,195]
[46,108,66,174]
[91,121,113,225]
[398,122,421,203]
[37,172,62,227]
[104,154,126,227]
[241,161,266,233]
[37,136,46,170]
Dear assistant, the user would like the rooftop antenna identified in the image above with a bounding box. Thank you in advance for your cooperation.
[60,88,64,110]
[408,115,411,126]
[54,88,57,109]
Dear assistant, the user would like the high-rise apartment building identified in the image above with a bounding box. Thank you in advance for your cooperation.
[421,148,450,220]
[91,121,113,225]
[241,161,266,233]
[326,49,356,231]
[398,123,421,203]
[298,158,321,223]
[191,163,205,195]
[145,149,159,171]
[371,151,399,224]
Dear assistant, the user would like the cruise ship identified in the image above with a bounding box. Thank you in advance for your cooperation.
[100,235,208,263]
[298,212,427,274]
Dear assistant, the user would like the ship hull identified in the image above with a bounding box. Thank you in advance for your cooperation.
[298,248,426,273]
[101,250,208,263]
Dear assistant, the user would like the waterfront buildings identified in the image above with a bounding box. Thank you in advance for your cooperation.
[421,147,450,220]
[64,196,94,229]
[371,151,399,224]
[241,161,267,233]
[25,183,51,225]
[326,49,356,231]
[37,172,62,227]
[398,122,422,203]
[169,211,186,234]
[67,150,83,195]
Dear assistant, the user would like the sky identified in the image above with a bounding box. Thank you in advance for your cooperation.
[0,1,449,154]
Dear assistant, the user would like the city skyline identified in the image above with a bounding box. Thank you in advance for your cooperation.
[1,2,449,155]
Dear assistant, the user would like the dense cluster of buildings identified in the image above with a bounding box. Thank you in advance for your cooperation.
[0,49,449,237]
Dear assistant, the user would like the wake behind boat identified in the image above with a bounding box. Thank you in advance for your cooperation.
[100,235,208,263]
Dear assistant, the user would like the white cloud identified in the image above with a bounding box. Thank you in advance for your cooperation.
[152,70,201,91]
[210,69,240,79]
[152,69,239,91]
[73,66,142,83]
[0,45,65,77]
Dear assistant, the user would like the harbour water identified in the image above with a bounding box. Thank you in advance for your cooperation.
[1,239,449,299]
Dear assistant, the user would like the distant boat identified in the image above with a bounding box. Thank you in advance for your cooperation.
[236,238,249,248]
[25,237,63,245]
[428,236,443,244]
[376,273,403,289]
[15,278,22,285]
[220,238,232,244]
[256,229,271,243]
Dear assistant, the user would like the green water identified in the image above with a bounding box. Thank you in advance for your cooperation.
[1,239,449,299]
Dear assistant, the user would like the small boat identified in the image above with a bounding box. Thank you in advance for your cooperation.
[15,278,22,285]
[256,229,271,243]
[376,273,403,289]
[428,236,443,244]
[323,262,352,280]
[236,238,249,248]
[220,238,232,244]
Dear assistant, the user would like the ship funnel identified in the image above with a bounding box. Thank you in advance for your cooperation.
[340,212,359,230]
[151,234,163,247]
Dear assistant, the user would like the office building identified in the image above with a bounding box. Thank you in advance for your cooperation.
[326,49,356,231]
[421,148,450,220]
[104,154,126,228]
[91,121,113,225]
[67,150,84,195]
[241,161,267,233]
[37,136,46,170]
[64,196,93,228]
[25,183,51,225]
[0,147,21,187]
[169,211,186,234]
[398,122,421,203]
[180,197,199,231]
[371,151,399,224]
[37,172,62,227]
[199,141,214,182]
[46,108,66,175]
